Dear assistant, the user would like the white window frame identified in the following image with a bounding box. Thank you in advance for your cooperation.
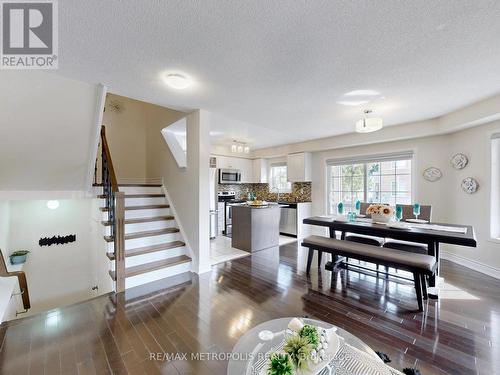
[491,134,500,240]
[326,152,413,214]
[269,162,292,192]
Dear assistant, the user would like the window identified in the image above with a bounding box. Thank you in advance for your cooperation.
[327,152,413,214]
[491,135,500,239]
[270,163,291,192]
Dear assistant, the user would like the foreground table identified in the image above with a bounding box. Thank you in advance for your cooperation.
[303,216,477,295]
[227,317,382,375]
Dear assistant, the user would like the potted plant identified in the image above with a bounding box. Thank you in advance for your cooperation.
[9,250,30,265]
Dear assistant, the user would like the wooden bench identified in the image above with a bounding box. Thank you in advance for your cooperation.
[301,235,437,311]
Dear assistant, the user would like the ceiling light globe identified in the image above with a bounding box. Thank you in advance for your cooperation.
[163,73,192,89]
[47,200,60,210]
[355,117,383,133]
[237,145,243,153]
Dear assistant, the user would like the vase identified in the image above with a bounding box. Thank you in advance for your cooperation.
[371,213,391,223]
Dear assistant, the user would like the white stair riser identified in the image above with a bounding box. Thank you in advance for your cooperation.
[125,208,171,219]
[125,197,167,206]
[104,220,177,236]
[119,186,162,194]
[126,233,181,249]
[125,262,191,289]
[126,247,187,268]
[106,232,181,251]
[102,208,171,220]
[109,246,187,270]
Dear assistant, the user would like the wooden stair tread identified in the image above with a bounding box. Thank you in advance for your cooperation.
[108,255,191,280]
[106,241,185,260]
[118,183,162,187]
[104,227,179,242]
[101,215,174,226]
[100,204,169,212]
[98,193,165,199]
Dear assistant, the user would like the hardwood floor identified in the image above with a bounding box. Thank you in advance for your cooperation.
[1,241,500,374]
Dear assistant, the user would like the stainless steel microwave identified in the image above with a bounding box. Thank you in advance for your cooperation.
[218,169,242,184]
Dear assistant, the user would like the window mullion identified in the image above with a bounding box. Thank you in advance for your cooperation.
[363,163,367,203]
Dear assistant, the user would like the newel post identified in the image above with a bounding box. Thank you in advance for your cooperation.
[115,192,126,293]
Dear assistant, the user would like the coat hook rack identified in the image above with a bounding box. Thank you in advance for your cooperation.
[39,234,76,247]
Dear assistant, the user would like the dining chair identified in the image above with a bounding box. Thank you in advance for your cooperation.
[345,202,384,247]
[383,204,432,254]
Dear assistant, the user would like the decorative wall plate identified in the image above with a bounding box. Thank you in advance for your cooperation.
[451,153,468,169]
[461,177,478,194]
[423,167,442,182]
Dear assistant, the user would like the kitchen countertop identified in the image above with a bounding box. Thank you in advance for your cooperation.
[237,203,289,209]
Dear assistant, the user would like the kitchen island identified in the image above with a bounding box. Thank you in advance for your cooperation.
[231,204,284,252]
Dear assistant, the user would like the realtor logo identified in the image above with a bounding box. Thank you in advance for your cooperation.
[1,0,58,69]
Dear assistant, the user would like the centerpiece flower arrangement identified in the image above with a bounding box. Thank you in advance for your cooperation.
[267,319,330,375]
[366,204,394,223]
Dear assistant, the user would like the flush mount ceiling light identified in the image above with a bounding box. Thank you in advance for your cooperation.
[344,89,380,97]
[336,100,370,106]
[355,110,383,133]
[230,140,250,154]
[47,200,60,210]
[162,73,192,89]
[337,89,382,107]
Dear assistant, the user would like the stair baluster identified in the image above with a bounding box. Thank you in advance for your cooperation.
[98,126,125,292]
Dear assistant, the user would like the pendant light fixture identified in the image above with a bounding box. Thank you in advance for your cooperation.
[355,109,383,133]
[230,140,250,154]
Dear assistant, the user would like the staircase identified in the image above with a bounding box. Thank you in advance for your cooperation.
[98,184,191,290]
[95,126,191,292]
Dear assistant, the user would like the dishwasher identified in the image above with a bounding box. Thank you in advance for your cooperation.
[279,203,297,237]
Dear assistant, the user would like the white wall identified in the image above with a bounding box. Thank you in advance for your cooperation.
[0,201,10,265]
[0,71,100,191]
[102,93,149,182]
[443,122,500,270]
[7,199,105,316]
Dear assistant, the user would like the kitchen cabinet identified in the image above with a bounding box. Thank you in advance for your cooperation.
[212,155,253,183]
[252,158,268,183]
[287,152,312,182]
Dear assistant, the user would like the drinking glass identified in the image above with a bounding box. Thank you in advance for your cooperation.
[337,202,344,215]
[395,205,403,222]
[413,203,421,220]
[355,200,361,216]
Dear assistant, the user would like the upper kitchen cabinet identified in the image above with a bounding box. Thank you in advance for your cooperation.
[252,158,268,183]
[215,155,253,183]
[287,152,312,182]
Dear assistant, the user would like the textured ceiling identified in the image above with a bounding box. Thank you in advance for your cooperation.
[58,0,500,149]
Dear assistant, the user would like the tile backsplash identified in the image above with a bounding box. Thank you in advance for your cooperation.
[218,182,311,202]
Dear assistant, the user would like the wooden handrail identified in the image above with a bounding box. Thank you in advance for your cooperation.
[100,126,119,193]
[0,250,30,311]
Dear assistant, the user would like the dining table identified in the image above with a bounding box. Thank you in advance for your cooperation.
[302,216,477,297]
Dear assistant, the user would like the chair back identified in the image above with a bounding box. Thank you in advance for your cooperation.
[360,202,372,217]
[400,204,432,221]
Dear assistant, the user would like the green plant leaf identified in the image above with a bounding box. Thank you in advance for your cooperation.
[284,335,312,371]
[267,353,293,375]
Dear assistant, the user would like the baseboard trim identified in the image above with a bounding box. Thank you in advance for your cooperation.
[441,250,500,280]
